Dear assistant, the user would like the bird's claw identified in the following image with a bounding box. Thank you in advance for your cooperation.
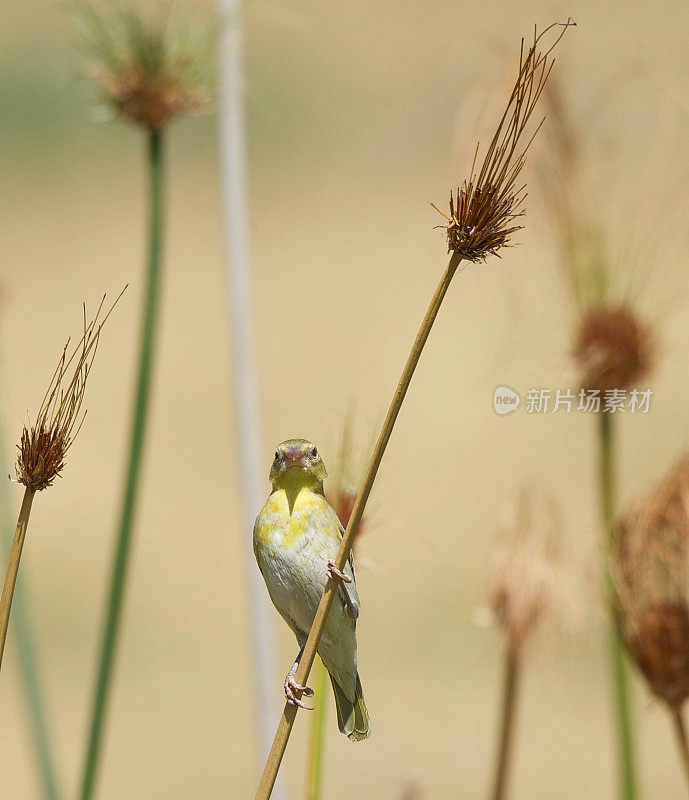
[326,560,351,583]
[284,674,314,710]
[327,560,358,619]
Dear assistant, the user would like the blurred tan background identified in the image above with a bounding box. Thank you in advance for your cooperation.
[2,0,689,798]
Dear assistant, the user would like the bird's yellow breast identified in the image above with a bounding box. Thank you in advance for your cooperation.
[254,486,340,552]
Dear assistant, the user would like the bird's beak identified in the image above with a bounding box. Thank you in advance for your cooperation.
[284,444,307,468]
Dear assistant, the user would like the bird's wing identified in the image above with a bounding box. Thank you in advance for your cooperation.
[252,515,265,576]
[337,519,356,576]
[337,518,361,617]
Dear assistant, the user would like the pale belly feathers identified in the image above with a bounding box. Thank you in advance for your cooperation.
[253,486,358,695]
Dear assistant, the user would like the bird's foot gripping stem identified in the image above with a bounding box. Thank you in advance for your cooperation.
[326,560,352,584]
[284,649,314,710]
[326,560,359,619]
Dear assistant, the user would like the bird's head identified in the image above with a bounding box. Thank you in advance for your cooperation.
[269,438,328,491]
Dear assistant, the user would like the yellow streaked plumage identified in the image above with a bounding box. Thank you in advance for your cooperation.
[253,438,371,741]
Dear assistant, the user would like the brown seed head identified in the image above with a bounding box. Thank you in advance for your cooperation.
[615,457,689,707]
[574,305,653,392]
[72,2,215,131]
[488,488,567,652]
[95,65,210,131]
[15,290,125,492]
[433,20,575,261]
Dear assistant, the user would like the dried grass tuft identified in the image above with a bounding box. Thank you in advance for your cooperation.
[16,289,125,491]
[433,20,576,261]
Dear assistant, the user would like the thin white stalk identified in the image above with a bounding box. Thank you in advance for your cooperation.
[218,3,285,797]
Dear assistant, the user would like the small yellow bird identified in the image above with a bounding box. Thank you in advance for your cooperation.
[253,438,371,741]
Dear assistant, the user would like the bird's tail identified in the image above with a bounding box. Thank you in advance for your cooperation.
[329,672,371,742]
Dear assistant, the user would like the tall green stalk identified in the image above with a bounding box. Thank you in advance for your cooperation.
[3,587,61,800]
[305,657,329,800]
[79,129,165,800]
[599,412,638,800]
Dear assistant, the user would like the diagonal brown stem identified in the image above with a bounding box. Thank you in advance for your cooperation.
[672,707,689,795]
[0,487,36,672]
[254,252,463,799]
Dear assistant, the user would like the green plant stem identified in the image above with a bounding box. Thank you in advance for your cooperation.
[255,252,463,800]
[0,487,35,671]
[79,128,165,800]
[671,707,689,796]
[490,647,520,800]
[598,411,639,800]
[305,657,329,800]
[11,588,62,800]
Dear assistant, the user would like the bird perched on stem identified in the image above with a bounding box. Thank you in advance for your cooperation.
[253,438,370,741]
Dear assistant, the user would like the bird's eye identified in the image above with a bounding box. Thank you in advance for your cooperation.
[274,450,279,460]
[311,447,318,458]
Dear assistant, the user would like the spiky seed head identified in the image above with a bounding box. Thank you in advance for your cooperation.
[71,2,215,131]
[15,290,124,492]
[16,425,68,493]
[433,20,575,262]
[574,305,653,392]
[488,488,567,652]
[615,457,689,708]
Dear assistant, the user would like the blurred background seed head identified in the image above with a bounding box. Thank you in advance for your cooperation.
[70,0,216,130]
[488,486,575,654]
[615,457,689,710]
[537,72,689,396]
[574,305,654,393]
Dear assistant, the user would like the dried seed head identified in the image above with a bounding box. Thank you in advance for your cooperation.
[615,458,689,708]
[16,290,125,492]
[433,20,575,261]
[72,2,215,131]
[574,305,653,391]
[488,488,567,652]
